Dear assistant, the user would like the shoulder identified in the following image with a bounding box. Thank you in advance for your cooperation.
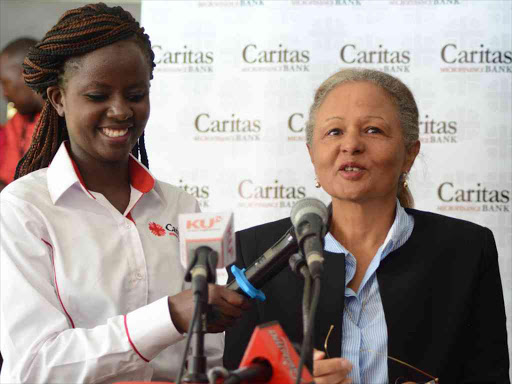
[407,208,490,233]
[153,179,199,213]
[406,208,493,246]
[1,168,50,207]
[1,169,52,240]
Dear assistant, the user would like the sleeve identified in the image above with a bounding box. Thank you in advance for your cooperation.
[462,227,510,384]
[222,228,261,370]
[0,196,183,383]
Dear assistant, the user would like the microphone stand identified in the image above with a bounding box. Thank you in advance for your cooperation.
[289,253,313,371]
[181,246,218,384]
[292,224,325,384]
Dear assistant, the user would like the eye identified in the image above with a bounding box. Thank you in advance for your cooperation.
[366,126,383,134]
[327,128,342,136]
[127,93,147,102]
[85,94,106,102]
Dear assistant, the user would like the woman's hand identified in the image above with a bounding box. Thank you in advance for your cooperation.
[313,349,352,384]
[168,284,251,333]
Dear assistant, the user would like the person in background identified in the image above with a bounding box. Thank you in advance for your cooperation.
[0,3,248,383]
[224,68,510,384]
[0,37,44,191]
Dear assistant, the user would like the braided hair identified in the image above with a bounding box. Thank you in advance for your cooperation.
[15,2,155,179]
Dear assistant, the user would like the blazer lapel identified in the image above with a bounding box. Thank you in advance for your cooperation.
[313,250,345,358]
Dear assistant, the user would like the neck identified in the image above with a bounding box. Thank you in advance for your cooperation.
[74,155,131,195]
[330,197,397,257]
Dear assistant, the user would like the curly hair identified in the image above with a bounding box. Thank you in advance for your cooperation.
[15,3,155,179]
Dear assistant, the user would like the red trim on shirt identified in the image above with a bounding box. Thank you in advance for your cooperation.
[124,314,150,363]
[41,238,76,329]
[126,212,135,224]
[129,156,154,193]
[63,143,96,200]
[126,158,154,219]
[61,143,154,203]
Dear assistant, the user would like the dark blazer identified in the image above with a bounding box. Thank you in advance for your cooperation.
[224,208,510,384]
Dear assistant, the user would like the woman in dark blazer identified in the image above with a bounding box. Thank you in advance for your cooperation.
[224,68,509,384]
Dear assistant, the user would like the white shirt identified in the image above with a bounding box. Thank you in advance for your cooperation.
[0,143,224,383]
[324,201,414,384]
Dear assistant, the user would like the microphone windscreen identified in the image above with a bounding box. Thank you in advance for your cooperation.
[178,212,235,270]
[291,198,329,228]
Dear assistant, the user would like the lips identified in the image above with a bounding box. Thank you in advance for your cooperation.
[99,124,133,139]
[339,162,366,172]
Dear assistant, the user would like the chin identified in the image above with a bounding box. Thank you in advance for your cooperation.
[327,186,366,200]
[98,151,131,164]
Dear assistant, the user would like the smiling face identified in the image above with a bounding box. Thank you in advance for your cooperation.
[308,81,419,205]
[47,40,151,168]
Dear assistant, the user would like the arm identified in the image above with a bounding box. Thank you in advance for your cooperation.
[462,228,510,384]
[0,196,185,383]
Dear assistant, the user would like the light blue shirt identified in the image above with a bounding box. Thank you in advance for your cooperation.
[324,201,414,384]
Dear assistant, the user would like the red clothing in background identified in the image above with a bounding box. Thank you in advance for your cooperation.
[0,112,39,185]
[0,125,5,169]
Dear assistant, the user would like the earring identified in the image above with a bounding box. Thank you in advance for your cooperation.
[315,177,321,188]
[401,172,408,189]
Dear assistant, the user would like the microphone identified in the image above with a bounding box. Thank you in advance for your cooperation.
[236,321,314,384]
[178,211,236,383]
[227,200,331,300]
[178,211,236,272]
[223,358,272,384]
[226,226,298,301]
[290,198,329,279]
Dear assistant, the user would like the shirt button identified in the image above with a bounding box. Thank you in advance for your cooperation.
[125,222,132,229]
[136,272,144,280]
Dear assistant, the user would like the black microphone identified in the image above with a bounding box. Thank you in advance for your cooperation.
[185,245,218,295]
[182,246,218,383]
[226,227,298,300]
[290,198,329,279]
[227,200,330,300]
[223,358,273,384]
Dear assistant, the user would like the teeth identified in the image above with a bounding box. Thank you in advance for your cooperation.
[102,128,128,138]
[344,166,362,172]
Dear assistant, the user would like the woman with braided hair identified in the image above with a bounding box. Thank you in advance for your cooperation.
[0,3,249,383]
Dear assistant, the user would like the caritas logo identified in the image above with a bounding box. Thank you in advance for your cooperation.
[149,222,166,237]
[186,216,222,231]
[148,222,180,238]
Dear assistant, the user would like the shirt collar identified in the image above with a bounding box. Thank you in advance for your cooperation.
[47,141,155,205]
[324,199,413,261]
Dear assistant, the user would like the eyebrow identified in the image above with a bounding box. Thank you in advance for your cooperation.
[82,81,149,90]
[85,81,110,89]
[325,115,386,122]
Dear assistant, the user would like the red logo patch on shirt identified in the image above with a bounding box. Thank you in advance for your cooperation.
[148,222,166,237]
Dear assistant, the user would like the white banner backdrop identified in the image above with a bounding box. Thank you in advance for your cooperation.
[141,0,511,370]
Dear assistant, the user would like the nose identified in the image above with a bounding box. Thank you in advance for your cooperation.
[341,129,364,154]
[107,96,133,121]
